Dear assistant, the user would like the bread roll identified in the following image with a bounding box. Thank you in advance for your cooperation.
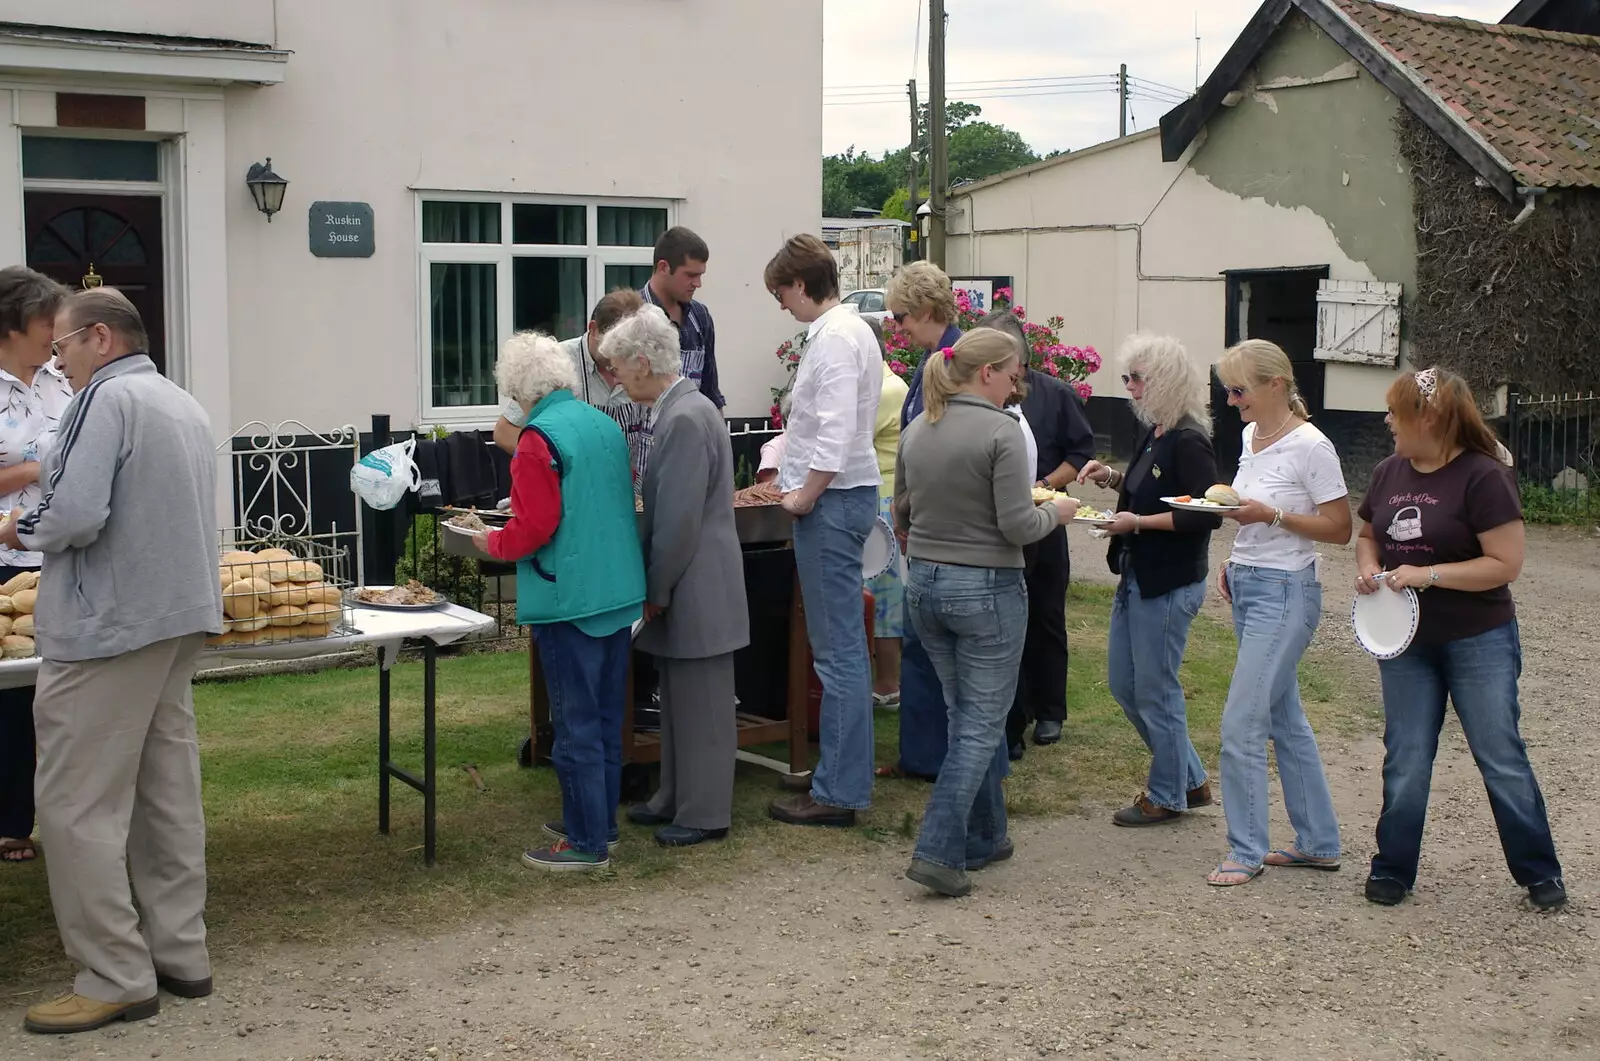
[302,601,341,626]
[298,622,332,640]
[9,614,30,637]
[232,614,272,633]
[305,584,343,606]
[254,548,296,582]
[11,588,36,615]
[0,594,12,615]
[285,559,323,583]
[281,582,314,606]
[205,631,235,647]
[268,604,308,627]
[0,570,38,596]
[220,570,235,592]
[230,627,269,646]
[223,578,272,619]
[1203,484,1241,507]
[1,634,34,659]
[219,549,256,572]
[264,582,296,607]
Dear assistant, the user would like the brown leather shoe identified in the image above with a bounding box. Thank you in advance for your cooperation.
[24,993,159,1034]
[769,793,856,827]
[778,770,813,793]
[1112,794,1183,827]
[1186,782,1215,808]
[157,972,213,999]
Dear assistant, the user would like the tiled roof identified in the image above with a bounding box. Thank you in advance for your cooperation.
[1331,0,1600,188]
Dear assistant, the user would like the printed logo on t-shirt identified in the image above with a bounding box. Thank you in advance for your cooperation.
[1388,505,1423,542]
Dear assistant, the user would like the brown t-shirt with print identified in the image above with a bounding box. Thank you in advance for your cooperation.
[1358,451,1521,645]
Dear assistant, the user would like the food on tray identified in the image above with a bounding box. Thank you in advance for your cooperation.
[0,570,38,596]
[355,580,440,606]
[11,614,31,638]
[733,483,784,507]
[1,634,34,659]
[1074,504,1112,521]
[444,511,488,532]
[1204,484,1241,507]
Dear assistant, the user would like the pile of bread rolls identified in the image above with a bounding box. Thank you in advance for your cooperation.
[211,547,344,648]
[0,570,38,658]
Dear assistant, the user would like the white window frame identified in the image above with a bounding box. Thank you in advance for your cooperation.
[415,193,673,427]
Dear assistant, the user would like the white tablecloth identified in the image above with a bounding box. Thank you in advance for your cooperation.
[0,603,497,690]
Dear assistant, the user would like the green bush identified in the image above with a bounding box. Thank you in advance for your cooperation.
[1519,483,1600,525]
[394,513,488,603]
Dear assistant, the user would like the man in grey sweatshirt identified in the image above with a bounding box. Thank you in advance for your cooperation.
[3,288,223,1035]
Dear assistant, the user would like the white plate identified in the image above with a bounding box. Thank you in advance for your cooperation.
[347,586,450,612]
[1163,496,1242,513]
[1072,515,1116,526]
[861,516,897,580]
[1351,576,1419,659]
[440,521,484,537]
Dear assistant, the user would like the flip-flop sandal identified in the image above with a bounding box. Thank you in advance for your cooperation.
[1264,849,1341,871]
[0,838,38,864]
[1206,862,1264,887]
[872,692,901,708]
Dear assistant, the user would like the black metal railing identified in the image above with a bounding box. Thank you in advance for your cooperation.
[1505,391,1599,523]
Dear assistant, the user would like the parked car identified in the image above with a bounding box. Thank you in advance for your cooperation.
[841,288,888,322]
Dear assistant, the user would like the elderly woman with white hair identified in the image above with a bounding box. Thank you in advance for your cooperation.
[600,305,749,848]
[476,330,646,872]
[1077,334,1222,831]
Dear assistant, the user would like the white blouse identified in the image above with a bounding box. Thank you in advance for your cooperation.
[0,360,75,569]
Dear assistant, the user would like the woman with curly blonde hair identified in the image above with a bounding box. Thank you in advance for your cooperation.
[1077,334,1221,831]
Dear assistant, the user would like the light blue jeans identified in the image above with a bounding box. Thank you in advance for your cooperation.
[1219,563,1340,868]
[1108,573,1209,812]
[906,560,1028,870]
[792,485,878,810]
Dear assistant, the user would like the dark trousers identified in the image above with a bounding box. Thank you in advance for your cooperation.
[1007,526,1070,747]
[0,563,37,839]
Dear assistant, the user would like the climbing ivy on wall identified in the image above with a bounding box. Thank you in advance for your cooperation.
[1397,111,1600,395]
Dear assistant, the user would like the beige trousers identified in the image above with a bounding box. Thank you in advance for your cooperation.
[33,633,210,1003]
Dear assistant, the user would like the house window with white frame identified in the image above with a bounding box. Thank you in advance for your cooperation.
[418,197,670,416]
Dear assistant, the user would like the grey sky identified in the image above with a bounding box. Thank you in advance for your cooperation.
[823,0,1518,157]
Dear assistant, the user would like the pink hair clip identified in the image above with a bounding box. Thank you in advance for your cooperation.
[941,347,955,361]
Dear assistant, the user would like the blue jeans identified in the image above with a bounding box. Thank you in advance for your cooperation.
[896,616,948,776]
[1372,621,1562,890]
[1220,563,1340,867]
[533,621,630,855]
[906,560,1027,870]
[792,485,878,810]
[1108,573,1208,812]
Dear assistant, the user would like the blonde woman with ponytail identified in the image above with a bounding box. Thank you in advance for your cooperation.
[893,329,1076,897]
[1208,339,1352,887]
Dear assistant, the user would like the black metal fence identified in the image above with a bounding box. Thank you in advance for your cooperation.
[1505,391,1599,523]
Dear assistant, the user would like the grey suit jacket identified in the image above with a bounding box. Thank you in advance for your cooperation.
[635,380,750,660]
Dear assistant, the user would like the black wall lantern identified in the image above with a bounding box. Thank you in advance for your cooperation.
[245,158,288,221]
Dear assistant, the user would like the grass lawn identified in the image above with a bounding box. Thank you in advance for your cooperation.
[0,584,1363,993]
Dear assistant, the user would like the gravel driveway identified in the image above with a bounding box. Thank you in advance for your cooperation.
[4,520,1596,1061]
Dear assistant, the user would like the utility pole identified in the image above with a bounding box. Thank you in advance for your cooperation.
[1118,63,1129,138]
[907,78,920,262]
[928,0,948,268]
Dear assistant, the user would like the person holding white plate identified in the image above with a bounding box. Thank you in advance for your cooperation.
[1076,334,1220,831]
[1355,367,1565,910]
[1208,340,1351,887]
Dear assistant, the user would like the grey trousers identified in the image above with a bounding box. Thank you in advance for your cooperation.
[645,653,737,830]
[33,633,210,1004]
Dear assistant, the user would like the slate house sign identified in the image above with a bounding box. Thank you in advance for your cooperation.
[309,201,374,258]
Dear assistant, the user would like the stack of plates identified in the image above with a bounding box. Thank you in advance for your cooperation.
[1351,575,1419,659]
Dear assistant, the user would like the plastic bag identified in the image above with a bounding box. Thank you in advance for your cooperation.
[350,438,421,511]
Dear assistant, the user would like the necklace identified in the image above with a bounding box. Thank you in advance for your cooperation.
[1255,413,1296,442]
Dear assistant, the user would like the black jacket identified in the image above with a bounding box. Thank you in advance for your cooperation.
[1019,369,1096,480]
[1107,418,1222,598]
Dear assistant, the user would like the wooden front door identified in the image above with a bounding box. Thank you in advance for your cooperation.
[23,192,166,376]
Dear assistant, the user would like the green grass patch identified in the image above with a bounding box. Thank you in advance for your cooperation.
[0,584,1369,993]
[1518,482,1600,525]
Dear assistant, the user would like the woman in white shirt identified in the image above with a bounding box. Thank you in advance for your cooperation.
[1208,339,1353,886]
[763,235,884,829]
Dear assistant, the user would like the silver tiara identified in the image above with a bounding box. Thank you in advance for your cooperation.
[1414,368,1439,401]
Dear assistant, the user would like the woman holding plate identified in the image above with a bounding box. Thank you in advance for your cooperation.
[1076,334,1220,831]
[1355,367,1565,910]
[1208,340,1350,887]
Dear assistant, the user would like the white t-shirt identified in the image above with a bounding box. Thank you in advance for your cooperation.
[1007,407,1039,481]
[777,304,882,493]
[1228,421,1348,572]
[759,433,787,474]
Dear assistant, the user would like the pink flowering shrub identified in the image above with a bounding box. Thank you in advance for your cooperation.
[769,288,1099,426]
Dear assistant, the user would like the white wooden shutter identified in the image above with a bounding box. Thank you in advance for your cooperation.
[1314,280,1402,366]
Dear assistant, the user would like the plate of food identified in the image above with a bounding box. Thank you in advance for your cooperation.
[1164,484,1243,513]
[1071,502,1116,526]
[348,580,448,611]
[1351,573,1419,660]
